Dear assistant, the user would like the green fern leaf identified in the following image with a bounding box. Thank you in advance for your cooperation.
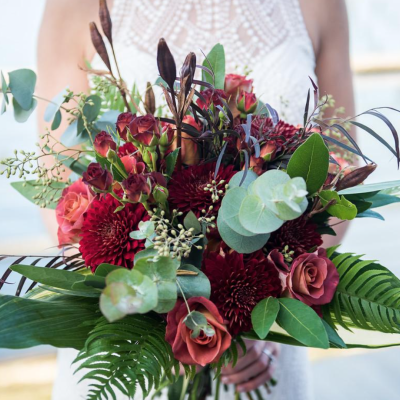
[74,314,179,400]
[325,252,400,334]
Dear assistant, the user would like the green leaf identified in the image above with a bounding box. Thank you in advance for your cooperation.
[95,152,127,182]
[251,297,280,339]
[134,246,159,264]
[8,69,37,110]
[13,97,37,122]
[202,44,226,90]
[49,150,89,176]
[61,120,90,146]
[217,213,270,253]
[277,298,329,349]
[94,263,123,277]
[356,210,385,220]
[177,264,211,299]
[51,109,62,130]
[287,133,329,195]
[183,211,201,234]
[322,320,347,349]
[165,148,180,178]
[238,194,283,234]
[319,190,358,220]
[10,179,67,209]
[228,170,258,190]
[44,87,68,122]
[338,180,400,196]
[365,193,400,208]
[1,71,8,103]
[83,95,102,122]
[135,257,178,313]
[0,294,98,349]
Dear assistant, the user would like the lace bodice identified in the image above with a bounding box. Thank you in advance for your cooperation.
[92,0,317,125]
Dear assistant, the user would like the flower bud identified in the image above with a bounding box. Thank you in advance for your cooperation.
[157,38,177,91]
[82,163,113,191]
[144,82,156,115]
[94,131,116,157]
[89,22,112,72]
[99,0,112,44]
[122,173,151,203]
[116,112,135,141]
[237,91,258,115]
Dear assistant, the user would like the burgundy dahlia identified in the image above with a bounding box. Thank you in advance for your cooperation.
[168,162,235,217]
[79,194,149,271]
[267,216,323,257]
[202,245,282,335]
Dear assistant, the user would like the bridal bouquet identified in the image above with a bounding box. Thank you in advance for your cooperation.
[1,1,400,399]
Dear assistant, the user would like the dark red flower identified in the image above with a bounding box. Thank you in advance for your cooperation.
[79,194,149,271]
[196,89,227,110]
[122,173,151,202]
[129,114,160,146]
[202,245,282,335]
[168,162,235,217]
[116,112,135,141]
[94,131,117,157]
[82,163,113,191]
[118,142,139,157]
[237,91,258,114]
[267,216,323,257]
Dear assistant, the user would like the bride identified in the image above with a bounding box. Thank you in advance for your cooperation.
[37,0,355,399]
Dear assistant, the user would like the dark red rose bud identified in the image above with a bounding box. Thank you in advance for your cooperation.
[157,38,177,91]
[116,112,135,141]
[196,89,227,110]
[144,82,156,115]
[129,114,160,146]
[237,91,258,114]
[89,22,112,72]
[122,173,151,202]
[99,0,112,44]
[94,131,116,157]
[83,163,113,191]
[335,163,377,191]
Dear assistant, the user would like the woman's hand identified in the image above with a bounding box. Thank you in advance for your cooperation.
[220,340,279,393]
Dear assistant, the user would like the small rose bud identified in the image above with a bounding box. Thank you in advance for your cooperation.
[83,163,113,191]
[94,131,116,157]
[237,91,258,115]
[122,173,151,202]
[116,112,135,141]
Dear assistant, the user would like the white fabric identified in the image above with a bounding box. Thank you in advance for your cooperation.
[53,0,316,398]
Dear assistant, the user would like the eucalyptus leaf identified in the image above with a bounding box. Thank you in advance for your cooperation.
[51,109,62,130]
[13,97,37,123]
[1,71,8,104]
[83,95,102,122]
[134,246,160,264]
[287,133,329,195]
[94,263,123,277]
[251,297,280,339]
[177,264,211,299]
[8,69,36,110]
[183,211,201,234]
[228,170,258,189]
[44,87,68,122]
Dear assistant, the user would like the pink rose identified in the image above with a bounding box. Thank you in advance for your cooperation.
[286,249,339,306]
[94,131,116,157]
[56,179,94,245]
[224,74,253,96]
[166,297,232,366]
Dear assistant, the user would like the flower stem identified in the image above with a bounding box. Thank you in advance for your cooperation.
[215,376,221,400]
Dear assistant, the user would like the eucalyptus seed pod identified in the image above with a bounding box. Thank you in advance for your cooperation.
[157,38,177,91]
[89,22,112,72]
[180,52,196,96]
[144,82,156,115]
[99,0,112,44]
[336,163,377,191]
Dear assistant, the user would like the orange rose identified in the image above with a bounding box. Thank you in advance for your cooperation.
[166,297,232,366]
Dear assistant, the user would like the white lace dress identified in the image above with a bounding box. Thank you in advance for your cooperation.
[52,0,315,399]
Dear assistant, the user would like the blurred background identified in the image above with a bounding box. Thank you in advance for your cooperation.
[0,0,400,399]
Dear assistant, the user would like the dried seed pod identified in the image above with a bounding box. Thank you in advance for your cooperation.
[157,38,177,92]
[99,0,113,44]
[336,163,377,191]
[144,82,156,115]
[89,22,112,72]
[180,52,196,96]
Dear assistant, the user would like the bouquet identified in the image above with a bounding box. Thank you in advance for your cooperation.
[1,1,400,399]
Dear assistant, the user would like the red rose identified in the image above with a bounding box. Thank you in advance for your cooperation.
[129,114,160,146]
[82,163,113,191]
[56,179,94,245]
[122,173,151,202]
[166,297,232,366]
[116,112,135,141]
[237,91,258,114]
[93,131,117,157]
[286,248,339,306]
[196,89,227,110]
[224,74,253,96]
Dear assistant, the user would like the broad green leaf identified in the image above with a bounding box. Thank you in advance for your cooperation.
[202,44,225,90]
[61,120,90,147]
[220,187,255,236]
[95,152,127,182]
[319,190,357,220]
[83,94,102,122]
[1,71,8,103]
[134,246,159,264]
[251,297,280,339]
[10,179,67,209]
[287,133,329,195]
[0,294,98,349]
[13,97,37,123]
[228,170,258,190]
[322,320,347,349]
[338,180,400,196]
[165,148,180,178]
[365,193,400,208]
[238,194,283,234]
[1,95,7,114]
[94,263,123,277]
[356,210,385,220]
[183,211,201,234]
[48,149,90,176]
[177,264,211,299]
[51,109,62,130]
[8,69,36,110]
[277,298,329,349]
[217,213,270,253]
[135,257,178,313]
[44,87,68,122]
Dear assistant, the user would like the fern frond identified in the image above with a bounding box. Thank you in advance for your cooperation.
[74,314,180,400]
[325,252,400,333]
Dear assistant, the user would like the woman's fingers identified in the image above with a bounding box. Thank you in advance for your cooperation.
[221,341,263,375]
[236,361,276,393]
